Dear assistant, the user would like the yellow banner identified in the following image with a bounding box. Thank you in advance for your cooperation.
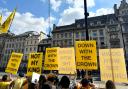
[58,48,76,74]
[5,52,23,75]
[1,9,16,33]
[99,48,127,83]
[44,48,58,70]
[75,41,97,70]
[27,53,43,76]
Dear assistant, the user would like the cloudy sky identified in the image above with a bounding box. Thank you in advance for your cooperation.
[0,0,123,34]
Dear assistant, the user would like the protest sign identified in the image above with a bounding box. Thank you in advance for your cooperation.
[58,48,76,74]
[99,48,127,82]
[5,52,23,74]
[31,72,40,84]
[27,53,43,76]
[75,41,97,70]
[44,48,58,70]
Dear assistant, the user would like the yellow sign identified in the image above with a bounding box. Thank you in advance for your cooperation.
[44,48,58,70]
[99,48,127,82]
[75,41,97,70]
[1,9,16,33]
[27,53,43,76]
[5,52,23,74]
[58,48,76,74]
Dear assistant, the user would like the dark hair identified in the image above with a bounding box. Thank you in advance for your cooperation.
[19,72,24,77]
[59,76,70,88]
[39,75,47,84]
[81,78,89,87]
[106,80,116,89]
[47,74,55,82]
[39,75,47,89]
[42,84,52,89]
[2,75,8,81]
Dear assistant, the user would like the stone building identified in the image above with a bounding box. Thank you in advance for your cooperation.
[52,0,128,70]
[0,31,44,71]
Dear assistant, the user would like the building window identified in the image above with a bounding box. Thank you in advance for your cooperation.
[65,33,67,38]
[100,37,104,42]
[77,24,80,28]
[76,32,79,38]
[92,31,97,37]
[57,34,59,38]
[34,47,36,51]
[69,32,72,37]
[22,49,24,53]
[35,41,36,44]
[61,34,63,38]
[99,30,104,36]
[26,48,28,52]
[81,32,86,37]
[30,47,32,51]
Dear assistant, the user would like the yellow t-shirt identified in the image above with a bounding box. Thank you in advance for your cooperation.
[13,78,26,89]
[0,81,11,89]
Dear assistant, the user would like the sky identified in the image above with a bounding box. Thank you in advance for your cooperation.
[0,0,124,35]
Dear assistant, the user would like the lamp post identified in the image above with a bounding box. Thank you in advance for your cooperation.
[84,0,89,40]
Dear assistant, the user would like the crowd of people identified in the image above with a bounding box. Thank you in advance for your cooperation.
[0,72,116,89]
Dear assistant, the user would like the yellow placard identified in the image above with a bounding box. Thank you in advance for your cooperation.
[44,48,58,70]
[5,52,23,75]
[75,41,97,70]
[27,53,43,76]
[99,48,127,83]
[58,48,76,74]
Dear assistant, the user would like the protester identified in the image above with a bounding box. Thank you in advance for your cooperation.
[0,74,13,89]
[38,74,47,89]
[12,72,27,89]
[81,70,85,79]
[77,69,81,79]
[105,80,116,89]
[43,73,56,89]
[80,78,95,89]
[58,76,70,89]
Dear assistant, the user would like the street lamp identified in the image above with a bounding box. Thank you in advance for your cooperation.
[84,0,89,40]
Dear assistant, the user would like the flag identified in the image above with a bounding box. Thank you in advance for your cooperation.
[1,9,16,33]
[0,14,2,25]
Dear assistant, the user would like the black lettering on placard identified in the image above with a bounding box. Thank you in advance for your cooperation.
[6,67,17,72]
[44,64,58,68]
[12,55,21,58]
[81,56,91,60]
[27,67,40,72]
[11,59,18,62]
[48,54,56,57]
[48,59,55,62]
[31,60,38,65]
[31,54,40,59]
[77,62,97,67]
[78,43,94,48]
[79,49,92,54]
[11,63,16,67]
[47,49,57,53]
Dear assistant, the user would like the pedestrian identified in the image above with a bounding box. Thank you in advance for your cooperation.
[77,69,81,79]
[38,74,47,89]
[105,80,116,89]
[80,78,95,89]
[0,74,13,89]
[43,73,56,89]
[12,72,27,89]
[81,69,85,79]
[58,76,70,89]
